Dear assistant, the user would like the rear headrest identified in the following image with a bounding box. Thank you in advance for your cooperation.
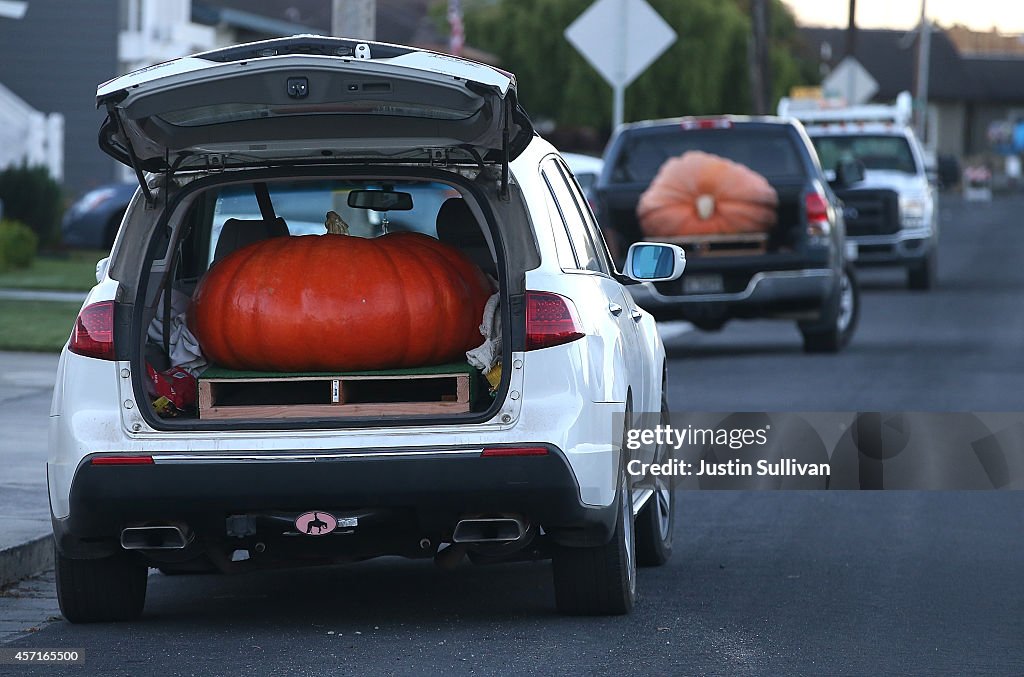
[436,199,484,245]
[213,217,289,263]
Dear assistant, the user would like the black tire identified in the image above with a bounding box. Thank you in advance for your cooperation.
[55,543,147,623]
[552,473,636,615]
[635,384,674,567]
[800,264,859,353]
[907,250,936,291]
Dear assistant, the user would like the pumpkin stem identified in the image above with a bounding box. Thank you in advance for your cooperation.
[325,210,350,235]
[695,194,716,220]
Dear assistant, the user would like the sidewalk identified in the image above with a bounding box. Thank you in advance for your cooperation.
[0,351,59,588]
[0,289,86,303]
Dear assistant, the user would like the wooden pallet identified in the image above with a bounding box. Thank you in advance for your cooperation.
[198,365,472,419]
[645,232,768,257]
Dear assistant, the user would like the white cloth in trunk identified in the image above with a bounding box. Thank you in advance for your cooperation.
[147,288,207,376]
[467,293,501,372]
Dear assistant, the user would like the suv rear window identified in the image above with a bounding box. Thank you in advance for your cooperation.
[812,135,917,174]
[612,127,804,184]
[207,180,459,267]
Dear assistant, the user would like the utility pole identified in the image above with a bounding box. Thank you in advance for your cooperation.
[749,0,772,114]
[915,0,931,141]
[332,0,376,40]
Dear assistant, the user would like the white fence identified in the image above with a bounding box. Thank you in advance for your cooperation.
[0,82,63,181]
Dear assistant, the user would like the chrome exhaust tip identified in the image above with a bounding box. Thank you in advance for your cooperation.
[120,525,191,550]
[452,517,527,544]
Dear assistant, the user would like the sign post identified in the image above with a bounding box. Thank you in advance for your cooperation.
[565,0,677,129]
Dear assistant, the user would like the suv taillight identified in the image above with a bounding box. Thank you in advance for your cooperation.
[805,192,831,237]
[69,301,115,360]
[525,291,584,351]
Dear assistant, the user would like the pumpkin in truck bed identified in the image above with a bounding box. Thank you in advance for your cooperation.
[188,229,492,373]
[637,151,779,237]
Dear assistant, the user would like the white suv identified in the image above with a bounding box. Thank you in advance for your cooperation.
[49,36,685,622]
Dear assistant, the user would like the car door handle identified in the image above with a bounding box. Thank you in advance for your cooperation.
[608,302,623,316]
[630,309,643,322]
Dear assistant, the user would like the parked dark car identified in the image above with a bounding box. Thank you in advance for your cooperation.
[596,116,860,352]
[60,182,136,249]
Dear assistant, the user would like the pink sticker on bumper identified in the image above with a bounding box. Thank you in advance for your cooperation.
[295,511,337,536]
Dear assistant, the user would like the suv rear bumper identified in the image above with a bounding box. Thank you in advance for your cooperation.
[52,445,617,560]
[629,268,834,320]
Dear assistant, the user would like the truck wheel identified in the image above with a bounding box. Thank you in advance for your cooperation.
[552,472,636,615]
[800,264,859,353]
[907,250,936,290]
[635,386,674,567]
[56,543,147,623]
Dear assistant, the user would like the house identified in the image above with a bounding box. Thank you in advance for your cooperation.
[801,26,1024,160]
[0,0,320,194]
[1,0,485,194]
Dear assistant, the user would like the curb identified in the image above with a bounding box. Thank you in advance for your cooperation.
[0,289,87,303]
[0,535,53,590]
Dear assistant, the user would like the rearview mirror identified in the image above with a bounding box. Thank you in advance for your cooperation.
[347,190,414,211]
[624,243,686,282]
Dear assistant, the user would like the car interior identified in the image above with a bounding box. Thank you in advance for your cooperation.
[140,176,504,422]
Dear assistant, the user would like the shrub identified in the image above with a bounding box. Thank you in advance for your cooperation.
[0,219,39,271]
[0,164,63,248]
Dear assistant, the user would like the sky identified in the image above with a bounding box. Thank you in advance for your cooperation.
[781,0,1024,33]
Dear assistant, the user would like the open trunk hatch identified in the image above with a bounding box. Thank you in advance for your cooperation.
[97,36,533,176]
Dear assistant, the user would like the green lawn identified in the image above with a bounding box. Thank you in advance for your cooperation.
[0,250,107,292]
[0,299,80,352]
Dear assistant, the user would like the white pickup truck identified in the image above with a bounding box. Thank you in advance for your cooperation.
[779,92,939,290]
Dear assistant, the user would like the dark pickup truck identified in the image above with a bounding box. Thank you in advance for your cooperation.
[595,116,860,352]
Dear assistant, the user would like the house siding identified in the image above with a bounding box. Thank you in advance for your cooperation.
[0,0,120,194]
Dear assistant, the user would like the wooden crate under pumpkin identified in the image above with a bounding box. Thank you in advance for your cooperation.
[198,362,476,419]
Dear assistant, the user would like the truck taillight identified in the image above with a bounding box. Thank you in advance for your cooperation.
[69,301,116,361]
[805,192,831,237]
[525,291,584,351]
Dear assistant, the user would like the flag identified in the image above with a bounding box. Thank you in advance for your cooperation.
[448,0,464,56]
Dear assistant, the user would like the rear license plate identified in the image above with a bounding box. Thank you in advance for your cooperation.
[683,274,725,294]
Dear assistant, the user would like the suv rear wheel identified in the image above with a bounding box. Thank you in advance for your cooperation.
[799,264,859,353]
[56,544,147,623]
[552,471,636,615]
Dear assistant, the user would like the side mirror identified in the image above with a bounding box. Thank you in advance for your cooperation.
[95,257,110,283]
[347,189,413,211]
[624,243,686,282]
[834,158,866,187]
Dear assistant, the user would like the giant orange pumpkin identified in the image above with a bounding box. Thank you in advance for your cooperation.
[637,151,779,237]
[188,230,492,372]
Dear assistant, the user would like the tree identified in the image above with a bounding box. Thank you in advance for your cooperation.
[463,0,817,134]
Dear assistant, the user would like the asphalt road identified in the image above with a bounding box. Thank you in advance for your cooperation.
[664,194,1024,411]
[4,492,1022,675]
[2,195,1023,674]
